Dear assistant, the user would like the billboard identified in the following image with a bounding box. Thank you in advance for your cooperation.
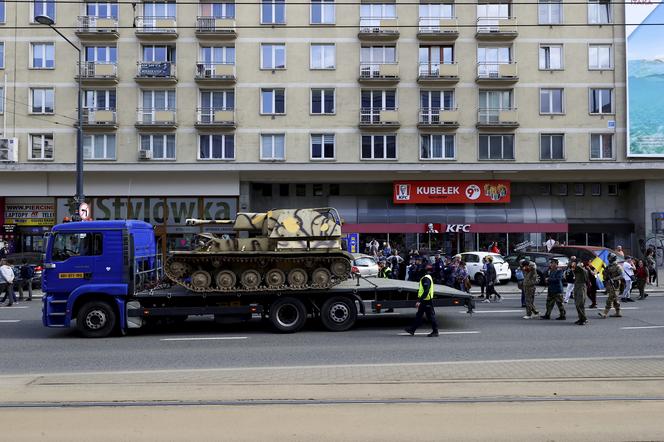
[626,0,664,157]
[393,181,510,204]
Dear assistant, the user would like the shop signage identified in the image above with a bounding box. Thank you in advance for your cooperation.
[4,203,55,226]
[513,240,536,252]
[346,233,359,253]
[393,181,510,204]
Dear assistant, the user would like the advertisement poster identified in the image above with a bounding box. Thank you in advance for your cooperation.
[393,181,510,204]
[626,0,664,156]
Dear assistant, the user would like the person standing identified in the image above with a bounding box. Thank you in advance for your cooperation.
[387,250,403,280]
[563,257,576,304]
[17,259,34,302]
[484,255,501,303]
[0,258,17,306]
[645,248,657,284]
[540,258,566,320]
[377,260,392,279]
[615,245,625,258]
[599,254,623,319]
[404,265,439,337]
[585,261,598,309]
[572,260,589,325]
[522,260,539,319]
[515,264,525,308]
[621,257,635,302]
[634,259,649,300]
[479,256,488,301]
[544,236,557,252]
[490,242,500,254]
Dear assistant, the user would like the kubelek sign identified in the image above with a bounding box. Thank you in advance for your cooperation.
[393,181,510,204]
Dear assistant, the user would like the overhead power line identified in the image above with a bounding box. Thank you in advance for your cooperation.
[0,0,658,4]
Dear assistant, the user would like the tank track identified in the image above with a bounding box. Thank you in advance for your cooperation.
[164,254,352,293]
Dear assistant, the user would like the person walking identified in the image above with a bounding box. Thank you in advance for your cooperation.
[634,259,649,300]
[479,256,488,301]
[585,261,598,309]
[0,258,17,306]
[522,260,540,319]
[540,258,566,320]
[599,253,623,319]
[484,255,501,303]
[572,260,589,325]
[563,257,576,304]
[515,264,526,308]
[17,259,34,302]
[404,264,439,337]
[621,257,635,302]
[645,248,657,284]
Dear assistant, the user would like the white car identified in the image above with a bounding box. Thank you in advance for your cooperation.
[459,252,512,285]
[351,253,379,277]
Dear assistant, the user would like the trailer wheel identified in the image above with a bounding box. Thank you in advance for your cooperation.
[76,300,117,338]
[320,296,357,332]
[269,297,307,333]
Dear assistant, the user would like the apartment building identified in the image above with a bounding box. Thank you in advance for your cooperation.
[0,0,663,255]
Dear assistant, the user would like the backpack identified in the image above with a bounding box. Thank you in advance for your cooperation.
[564,269,575,284]
[21,265,35,279]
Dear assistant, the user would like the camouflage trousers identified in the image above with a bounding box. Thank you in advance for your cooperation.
[574,284,587,322]
[524,287,538,316]
[604,285,621,314]
[545,292,565,318]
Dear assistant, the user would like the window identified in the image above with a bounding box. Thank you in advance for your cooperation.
[313,184,324,196]
[540,134,564,160]
[29,134,54,160]
[360,45,396,64]
[479,134,514,160]
[0,1,5,23]
[555,183,568,196]
[477,46,511,77]
[31,43,55,69]
[310,44,335,69]
[83,134,116,160]
[420,134,455,160]
[261,88,285,114]
[295,184,306,196]
[140,134,176,159]
[85,45,117,63]
[85,2,119,18]
[52,233,103,261]
[574,183,585,196]
[539,44,562,70]
[311,0,334,24]
[589,88,613,114]
[141,90,176,115]
[590,133,613,159]
[588,44,612,69]
[419,3,454,20]
[361,134,397,160]
[84,89,116,111]
[329,183,339,195]
[540,88,564,114]
[30,88,54,114]
[540,183,551,195]
[32,0,56,22]
[477,3,510,20]
[588,0,611,24]
[142,45,176,62]
[200,89,234,116]
[0,87,3,113]
[200,1,235,18]
[311,88,335,114]
[143,2,176,18]
[0,43,4,68]
[538,0,562,24]
[279,184,289,197]
[199,134,235,160]
[261,0,285,24]
[261,134,285,160]
[200,46,235,64]
[360,3,396,19]
[311,134,335,160]
[419,45,454,75]
[607,183,618,195]
[261,184,273,197]
[261,44,286,69]
[591,183,601,196]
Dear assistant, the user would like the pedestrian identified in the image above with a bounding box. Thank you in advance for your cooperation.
[382,242,392,259]
[621,257,635,302]
[0,258,17,306]
[404,264,439,337]
[479,256,488,300]
[572,260,589,325]
[484,255,501,303]
[634,259,649,300]
[387,250,403,280]
[585,260,598,309]
[521,260,540,319]
[615,245,625,258]
[490,242,500,254]
[544,236,556,252]
[377,260,392,279]
[369,239,380,258]
[540,258,566,320]
[17,259,34,302]
[454,261,469,292]
[563,256,576,304]
[599,253,623,319]
[515,264,525,308]
[645,248,657,284]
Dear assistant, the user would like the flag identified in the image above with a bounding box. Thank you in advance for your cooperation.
[591,249,610,289]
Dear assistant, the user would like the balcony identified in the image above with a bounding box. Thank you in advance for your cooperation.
[417,18,459,40]
[417,62,459,84]
[358,17,399,40]
[75,16,119,39]
[359,108,400,129]
[80,108,118,129]
[194,62,236,84]
[476,62,518,83]
[417,108,459,129]
[358,63,399,84]
[77,61,118,84]
[476,108,519,128]
[476,17,518,39]
[195,107,236,129]
[135,16,178,39]
[135,109,177,129]
[195,17,237,39]
[135,62,177,84]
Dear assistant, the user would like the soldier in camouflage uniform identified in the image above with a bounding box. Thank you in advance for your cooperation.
[522,260,539,319]
[599,254,623,318]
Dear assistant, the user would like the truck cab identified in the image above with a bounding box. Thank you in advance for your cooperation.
[42,220,157,337]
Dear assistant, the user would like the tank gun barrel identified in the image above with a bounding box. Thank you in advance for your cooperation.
[185,218,234,226]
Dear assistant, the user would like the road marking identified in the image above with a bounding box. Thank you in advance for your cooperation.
[0,320,20,323]
[159,336,248,342]
[0,306,28,309]
[398,331,480,336]
[460,309,523,314]
[621,326,664,330]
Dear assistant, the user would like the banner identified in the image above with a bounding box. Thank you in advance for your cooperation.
[4,203,55,226]
[626,0,664,156]
[393,181,510,204]
[138,62,171,77]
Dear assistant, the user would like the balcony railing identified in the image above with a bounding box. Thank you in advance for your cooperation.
[419,108,459,125]
[195,62,236,80]
[135,16,177,33]
[417,17,459,35]
[476,17,518,35]
[477,108,518,125]
[78,61,118,79]
[76,16,119,33]
[477,62,518,80]
[359,17,399,35]
[81,108,117,125]
[196,16,236,34]
[196,107,235,125]
[359,62,399,80]
[136,61,177,79]
[360,108,399,125]
[418,62,458,79]
[136,108,177,126]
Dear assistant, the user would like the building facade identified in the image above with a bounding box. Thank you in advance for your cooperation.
[0,0,663,257]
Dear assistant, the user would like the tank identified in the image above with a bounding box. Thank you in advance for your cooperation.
[164,207,354,292]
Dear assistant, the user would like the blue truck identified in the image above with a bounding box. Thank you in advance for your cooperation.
[42,220,474,338]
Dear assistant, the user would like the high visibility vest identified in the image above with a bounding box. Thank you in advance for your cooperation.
[418,274,434,301]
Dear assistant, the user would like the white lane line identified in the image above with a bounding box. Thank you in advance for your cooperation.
[621,326,664,330]
[0,320,20,323]
[460,309,523,314]
[0,306,28,309]
[398,331,481,336]
[160,336,248,342]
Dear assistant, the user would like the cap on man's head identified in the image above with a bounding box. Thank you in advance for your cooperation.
[549,258,559,264]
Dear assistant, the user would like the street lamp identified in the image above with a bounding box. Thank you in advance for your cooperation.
[35,15,85,219]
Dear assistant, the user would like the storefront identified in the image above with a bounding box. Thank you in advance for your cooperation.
[1,198,56,254]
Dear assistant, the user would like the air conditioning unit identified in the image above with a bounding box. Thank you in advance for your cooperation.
[138,150,153,160]
[0,138,19,163]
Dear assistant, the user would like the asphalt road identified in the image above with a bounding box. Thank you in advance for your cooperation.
[2,289,664,375]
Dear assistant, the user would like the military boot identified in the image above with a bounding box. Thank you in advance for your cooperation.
[610,309,622,318]
[598,310,608,319]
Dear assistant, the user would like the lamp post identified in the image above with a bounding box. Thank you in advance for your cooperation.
[35,15,85,218]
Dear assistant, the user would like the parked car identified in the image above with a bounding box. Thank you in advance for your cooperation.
[4,252,43,289]
[549,246,624,265]
[504,252,569,285]
[352,253,379,277]
[459,252,512,285]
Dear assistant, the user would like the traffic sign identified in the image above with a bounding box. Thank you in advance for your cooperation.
[78,202,90,220]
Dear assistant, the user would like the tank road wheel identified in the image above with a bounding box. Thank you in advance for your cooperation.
[240,270,262,290]
[191,270,212,289]
[330,259,351,278]
[269,297,307,333]
[312,268,332,288]
[215,270,237,290]
[287,268,308,288]
[168,260,190,277]
[320,296,358,332]
[266,269,286,288]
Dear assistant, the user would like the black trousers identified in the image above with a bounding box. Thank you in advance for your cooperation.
[410,300,438,332]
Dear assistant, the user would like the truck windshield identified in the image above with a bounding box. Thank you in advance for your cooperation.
[52,232,103,261]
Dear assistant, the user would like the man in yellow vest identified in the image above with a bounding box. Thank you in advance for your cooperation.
[404,264,439,337]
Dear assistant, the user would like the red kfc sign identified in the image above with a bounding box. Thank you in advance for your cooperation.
[394,181,511,204]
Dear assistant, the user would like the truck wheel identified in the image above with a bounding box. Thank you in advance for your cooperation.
[269,297,307,333]
[320,296,357,332]
[76,301,117,338]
